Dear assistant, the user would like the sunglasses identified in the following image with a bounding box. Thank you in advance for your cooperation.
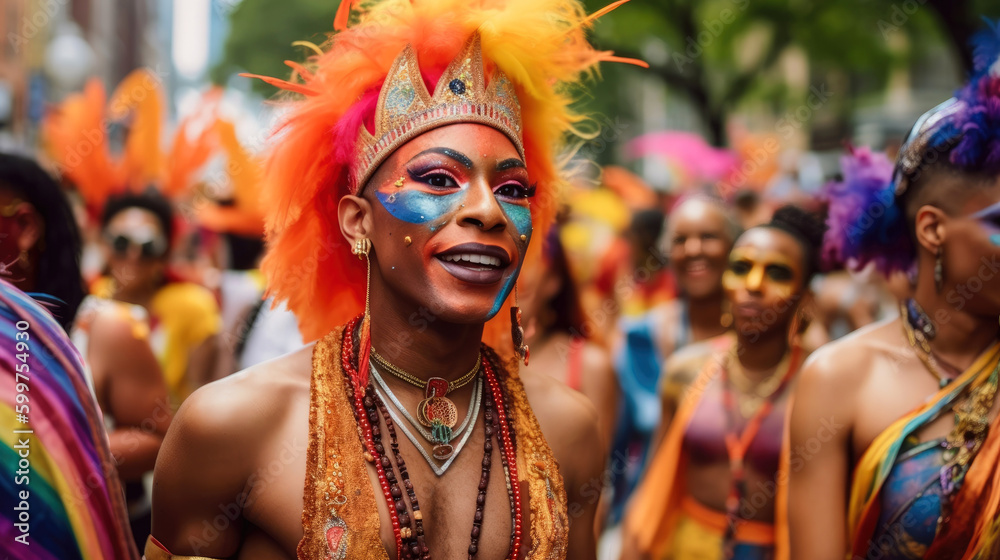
[106,232,168,259]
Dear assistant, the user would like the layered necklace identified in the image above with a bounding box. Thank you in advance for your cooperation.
[719,344,801,560]
[371,349,481,465]
[723,347,793,418]
[900,298,962,388]
[900,298,1000,512]
[342,320,523,560]
[370,360,482,476]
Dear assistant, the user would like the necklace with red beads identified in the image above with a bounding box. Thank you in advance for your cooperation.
[341,317,523,559]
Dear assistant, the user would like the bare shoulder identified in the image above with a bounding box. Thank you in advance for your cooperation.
[521,371,601,466]
[793,317,901,430]
[662,337,719,390]
[799,317,900,389]
[151,343,317,555]
[164,343,314,463]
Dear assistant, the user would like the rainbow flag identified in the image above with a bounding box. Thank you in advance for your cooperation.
[0,279,137,559]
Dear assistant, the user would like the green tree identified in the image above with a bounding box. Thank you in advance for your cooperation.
[211,0,339,96]
[582,0,998,147]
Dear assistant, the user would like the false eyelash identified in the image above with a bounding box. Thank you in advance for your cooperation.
[525,183,537,198]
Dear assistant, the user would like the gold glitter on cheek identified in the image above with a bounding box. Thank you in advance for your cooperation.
[404,236,412,246]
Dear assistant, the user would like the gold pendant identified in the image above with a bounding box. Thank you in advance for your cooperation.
[417,396,459,428]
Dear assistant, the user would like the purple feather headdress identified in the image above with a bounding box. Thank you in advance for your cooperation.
[898,17,1000,191]
[822,147,901,273]
[824,18,1000,276]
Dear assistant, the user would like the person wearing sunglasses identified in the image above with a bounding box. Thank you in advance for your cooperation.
[786,24,1000,560]
[93,189,221,408]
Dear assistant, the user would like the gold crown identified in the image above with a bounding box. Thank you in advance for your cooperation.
[352,33,524,192]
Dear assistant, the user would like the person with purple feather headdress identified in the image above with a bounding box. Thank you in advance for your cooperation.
[782,19,1000,560]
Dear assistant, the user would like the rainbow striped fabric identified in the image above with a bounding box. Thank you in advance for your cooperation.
[848,342,1000,559]
[0,279,137,559]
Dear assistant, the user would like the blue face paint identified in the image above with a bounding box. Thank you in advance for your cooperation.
[970,201,1000,246]
[485,202,532,318]
[377,181,532,318]
[376,189,464,224]
[499,201,532,238]
[970,200,1000,220]
[487,262,522,319]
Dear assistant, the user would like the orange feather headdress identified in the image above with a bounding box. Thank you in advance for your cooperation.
[42,72,229,220]
[250,0,645,349]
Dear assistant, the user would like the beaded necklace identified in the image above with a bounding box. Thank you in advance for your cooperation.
[719,345,801,559]
[341,318,523,559]
[900,299,961,388]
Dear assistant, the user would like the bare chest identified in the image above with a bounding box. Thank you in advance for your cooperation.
[242,399,520,560]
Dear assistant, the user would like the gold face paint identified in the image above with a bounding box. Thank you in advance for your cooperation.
[723,247,800,301]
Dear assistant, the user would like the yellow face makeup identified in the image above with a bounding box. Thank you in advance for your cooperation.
[723,246,801,301]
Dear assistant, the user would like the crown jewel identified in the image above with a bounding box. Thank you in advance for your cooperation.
[353,34,524,191]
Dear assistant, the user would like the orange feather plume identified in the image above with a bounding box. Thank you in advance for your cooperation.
[107,68,166,192]
[44,75,235,219]
[42,79,123,212]
[194,118,266,236]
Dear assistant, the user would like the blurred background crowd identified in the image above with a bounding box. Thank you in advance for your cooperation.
[0,0,997,558]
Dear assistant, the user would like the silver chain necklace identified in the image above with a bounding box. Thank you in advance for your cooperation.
[370,363,482,476]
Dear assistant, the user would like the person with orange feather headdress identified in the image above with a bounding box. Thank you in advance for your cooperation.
[45,70,225,408]
[146,0,644,558]
[193,114,307,379]
[43,72,230,551]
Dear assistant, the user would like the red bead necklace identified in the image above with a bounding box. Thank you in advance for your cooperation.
[341,317,524,559]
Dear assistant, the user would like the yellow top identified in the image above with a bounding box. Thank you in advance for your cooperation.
[92,278,221,405]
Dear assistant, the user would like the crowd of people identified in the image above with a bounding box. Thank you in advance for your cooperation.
[1,1,999,559]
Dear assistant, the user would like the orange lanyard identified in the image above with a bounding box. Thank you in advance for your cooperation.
[719,345,801,557]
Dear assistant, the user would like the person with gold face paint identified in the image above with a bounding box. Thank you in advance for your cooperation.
[621,205,825,560]
[608,195,740,527]
[145,1,646,558]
